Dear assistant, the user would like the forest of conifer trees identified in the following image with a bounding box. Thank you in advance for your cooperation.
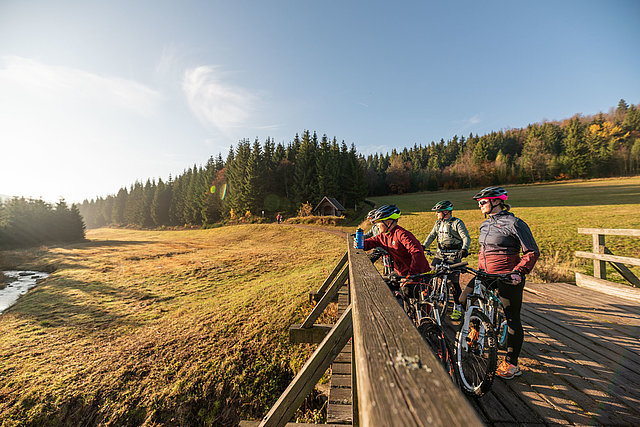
[78,130,367,229]
[76,99,640,229]
[0,198,85,248]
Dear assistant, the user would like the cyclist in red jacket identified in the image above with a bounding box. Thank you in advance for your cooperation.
[360,205,429,277]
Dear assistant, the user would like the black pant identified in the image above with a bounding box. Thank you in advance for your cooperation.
[432,257,462,306]
[497,278,525,366]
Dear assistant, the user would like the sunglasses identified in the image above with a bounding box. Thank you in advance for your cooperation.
[477,200,490,207]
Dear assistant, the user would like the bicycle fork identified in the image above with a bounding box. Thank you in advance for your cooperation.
[460,307,486,353]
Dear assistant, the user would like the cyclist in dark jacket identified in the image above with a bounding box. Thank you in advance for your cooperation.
[423,200,471,320]
[462,187,539,380]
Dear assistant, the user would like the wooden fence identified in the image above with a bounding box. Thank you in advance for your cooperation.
[574,228,640,302]
[241,236,481,427]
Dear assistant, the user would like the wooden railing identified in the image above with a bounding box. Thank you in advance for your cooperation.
[241,237,481,427]
[575,228,640,289]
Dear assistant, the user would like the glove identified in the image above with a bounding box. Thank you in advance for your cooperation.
[457,249,469,258]
[510,271,523,285]
[388,271,401,281]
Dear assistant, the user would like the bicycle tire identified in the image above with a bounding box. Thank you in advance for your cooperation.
[418,320,458,384]
[455,308,497,397]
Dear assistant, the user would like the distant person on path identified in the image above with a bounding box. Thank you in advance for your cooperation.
[359,205,429,278]
[276,213,283,224]
[461,186,539,380]
[422,200,471,320]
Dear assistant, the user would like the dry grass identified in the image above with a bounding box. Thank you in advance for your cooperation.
[0,225,345,426]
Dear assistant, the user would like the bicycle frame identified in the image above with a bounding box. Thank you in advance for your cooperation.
[460,267,511,352]
[459,276,489,353]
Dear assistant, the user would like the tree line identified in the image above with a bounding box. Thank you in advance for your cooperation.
[78,99,639,229]
[78,130,368,229]
[0,198,85,248]
[366,99,640,195]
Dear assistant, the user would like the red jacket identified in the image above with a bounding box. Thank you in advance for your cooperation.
[364,225,429,276]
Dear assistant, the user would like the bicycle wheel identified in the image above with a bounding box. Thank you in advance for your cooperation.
[418,320,458,383]
[455,308,497,397]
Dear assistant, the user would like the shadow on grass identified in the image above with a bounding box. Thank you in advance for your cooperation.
[78,239,152,248]
[7,276,164,333]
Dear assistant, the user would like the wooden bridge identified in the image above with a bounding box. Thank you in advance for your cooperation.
[242,230,640,426]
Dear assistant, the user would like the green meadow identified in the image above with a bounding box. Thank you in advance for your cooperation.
[368,176,640,283]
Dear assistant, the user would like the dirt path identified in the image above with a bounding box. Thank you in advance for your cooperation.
[280,223,350,238]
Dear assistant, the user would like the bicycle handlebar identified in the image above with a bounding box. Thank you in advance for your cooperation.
[404,261,469,281]
[461,265,512,280]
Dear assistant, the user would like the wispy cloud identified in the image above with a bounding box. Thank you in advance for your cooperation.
[466,114,481,126]
[453,114,483,134]
[182,65,257,134]
[0,56,162,116]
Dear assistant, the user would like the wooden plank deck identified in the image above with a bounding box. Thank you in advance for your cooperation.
[327,286,353,425]
[443,281,640,426]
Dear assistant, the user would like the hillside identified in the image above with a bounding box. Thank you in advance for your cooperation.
[368,176,640,283]
[0,225,344,425]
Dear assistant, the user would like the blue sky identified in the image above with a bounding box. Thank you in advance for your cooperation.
[1,0,639,203]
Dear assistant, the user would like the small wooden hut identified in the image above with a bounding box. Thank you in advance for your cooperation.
[314,196,345,217]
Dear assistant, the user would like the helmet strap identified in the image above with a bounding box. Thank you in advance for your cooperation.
[488,199,502,215]
[382,218,398,233]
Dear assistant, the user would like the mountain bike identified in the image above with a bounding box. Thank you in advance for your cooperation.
[454,267,512,396]
[370,247,394,276]
[393,263,468,383]
[424,249,460,318]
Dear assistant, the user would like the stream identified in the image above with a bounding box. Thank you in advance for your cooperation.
[0,271,49,314]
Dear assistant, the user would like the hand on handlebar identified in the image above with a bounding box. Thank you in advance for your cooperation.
[457,249,469,258]
[510,272,523,285]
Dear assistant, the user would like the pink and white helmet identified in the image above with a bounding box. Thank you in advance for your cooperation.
[472,186,508,201]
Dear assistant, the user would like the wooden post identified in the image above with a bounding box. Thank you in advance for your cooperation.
[310,251,348,302]
[260,307,353,427]
[300,264,349,329]
[605,247,640,288]
[593,233,606,280]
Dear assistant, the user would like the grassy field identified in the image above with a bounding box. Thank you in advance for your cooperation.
[0,225,345,426]
[367,176,640,283]
[1,177,639,426]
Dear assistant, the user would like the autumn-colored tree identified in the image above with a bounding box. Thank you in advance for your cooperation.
[385,156,411,194]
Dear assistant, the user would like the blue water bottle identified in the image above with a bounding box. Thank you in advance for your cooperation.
[355,228,364,249]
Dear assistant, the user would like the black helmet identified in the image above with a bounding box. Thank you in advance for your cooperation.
[366,209,377,219]
[472,186,508,201]
[432,200,453,211]
[369,204,401,222]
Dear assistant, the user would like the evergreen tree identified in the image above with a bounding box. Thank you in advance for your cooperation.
[564,117,590,178]
[293,130,318,206]
[111,188,128,225]
[151,178,171,226]
[242,139,265,214]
